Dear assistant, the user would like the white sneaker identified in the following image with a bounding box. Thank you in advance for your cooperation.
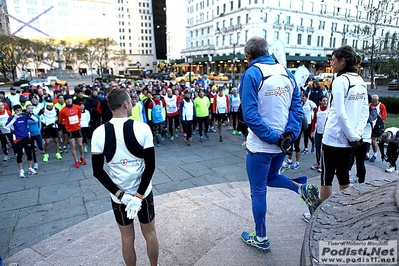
[3,155,10,161]
[28,167,37,175]
[33,163,39,170]
[19,169,25,178]
[241,141,246,147]
[385,165,395,173]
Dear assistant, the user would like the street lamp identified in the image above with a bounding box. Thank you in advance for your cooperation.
[104,38,107,76]
[136,61,141,78]
[187,56,193,84]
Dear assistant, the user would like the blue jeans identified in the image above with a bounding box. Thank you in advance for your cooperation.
[246,150,299,238]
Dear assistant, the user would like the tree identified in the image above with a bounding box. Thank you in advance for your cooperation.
[0,35,31,81]
[29,40,47,76]
[361,0,399,89]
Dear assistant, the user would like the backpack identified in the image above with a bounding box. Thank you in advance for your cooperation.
[371,115,384,138]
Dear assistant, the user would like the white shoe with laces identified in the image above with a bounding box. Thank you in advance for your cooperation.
[19,169,25,178]
[28,167,37,175]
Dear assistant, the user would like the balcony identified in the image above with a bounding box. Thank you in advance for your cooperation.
[273,22,282,30]
[297,26,305,32]
[307,27,315,33]
[284,24,294,31]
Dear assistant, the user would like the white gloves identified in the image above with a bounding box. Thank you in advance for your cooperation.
[120,193,135,206]
[120,194,142,220]
[126,197,142,219]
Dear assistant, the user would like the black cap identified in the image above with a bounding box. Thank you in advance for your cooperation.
[0,91,5,95]
[10,87,16,91]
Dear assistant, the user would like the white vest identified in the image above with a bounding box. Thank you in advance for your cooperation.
[216,95,227,114]
[42,107,58,126]
[246,63,295,153]
[181,99,194,121]
[315,106,328,134]
[231,94,241,112]
[0,112,10,134]
[165,95,178,114]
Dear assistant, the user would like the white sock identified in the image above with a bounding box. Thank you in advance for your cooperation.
[287,159,292,163]
[257,236,267,241]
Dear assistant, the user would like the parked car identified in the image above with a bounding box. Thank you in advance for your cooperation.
[214,73,229,81]
[208,72,217,80]
[48,76,68,87]
[162,72,176,80]
[308,77,333,90]
[29,79,51,87]
[176,72,201,83]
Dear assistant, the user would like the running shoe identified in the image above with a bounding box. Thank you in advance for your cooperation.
[19,169,25,178]
[241,232,271,252]
[161,136,166,141]
[55,152,62,160]
[301,148,309,154]
[174,133,178,138]
[369,155,376,162]
[311,163,320,170]
[318,168,322,173]
[204,133,209,138]
[170,136,175,142]
[299,184,322,215]
[3,155,10,161]
[238,131,242,135]
[43,153,49,162]
[229,126,232,130]
[192,131,196,135]
[210,127,217,133]
[28,167,37,175]
[302,212,311,223]
[33,163,39,170]
[241,141,246,147]
[200,136,203,143]
[63,147,68,153]
[311,146,315,153]
[185,140,190,147]
[232,130,237,135]
[292,162,300,170]
[385,165,395,173]
[75,161,80,168]
[84,147,88,153]
[156,143,160,147]
[79,157,87,165]
[280,160,293,173]
[219,136,223,142]
[58,149,63,154]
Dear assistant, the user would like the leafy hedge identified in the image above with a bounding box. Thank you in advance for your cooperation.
[0,78,9,82]
[379,96,399,114]
[12,80,29,86]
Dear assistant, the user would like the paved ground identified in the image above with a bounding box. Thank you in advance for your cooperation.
[0,75,397,265]
[0,121,396,265]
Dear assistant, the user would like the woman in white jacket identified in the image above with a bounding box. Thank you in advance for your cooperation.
[320,45,369,201]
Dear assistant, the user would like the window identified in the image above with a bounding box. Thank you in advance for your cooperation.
[238,0,241,8]
[317,36,324,47]
[15,7,20,13]
[274,31,279,41]
[237,16,241,25]
[307,35,311,45]
[230,18,233,26]
[230,1,233,10]
[297,34,302,45]
[285,32,290,44]
[246,14,249,23]
[286,16,291,25]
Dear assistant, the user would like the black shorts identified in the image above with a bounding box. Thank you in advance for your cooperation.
[213,113,228,122]
[111,191,155,226]
[58,124,67,134]
[43,126,59,139]
[67,129,82,139]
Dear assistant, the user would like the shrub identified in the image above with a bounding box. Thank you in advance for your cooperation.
[379,96,399,114]
[12,80,29,86]
[0,77,9,83]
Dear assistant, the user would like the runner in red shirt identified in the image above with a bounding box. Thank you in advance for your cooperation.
[58,94,86,168]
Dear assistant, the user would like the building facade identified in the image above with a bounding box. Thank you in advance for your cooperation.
[0,0,10,35]
[166,0,399,80]
[6,0,167,77]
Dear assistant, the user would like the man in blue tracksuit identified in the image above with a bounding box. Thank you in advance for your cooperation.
[239,36,322,252]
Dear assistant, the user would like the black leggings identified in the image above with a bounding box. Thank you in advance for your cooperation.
[231,111,239,130]
[167,115,179,136]
[15,137,33,164]
[30,134,43,163]
[196,116,209,136]
[182,120,193,140]
[303,124,314,148]
[321,144,353,186]
[0,133,16,155]
[349,142,369,183]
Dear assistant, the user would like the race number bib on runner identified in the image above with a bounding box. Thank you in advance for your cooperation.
[68,115,79,124]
